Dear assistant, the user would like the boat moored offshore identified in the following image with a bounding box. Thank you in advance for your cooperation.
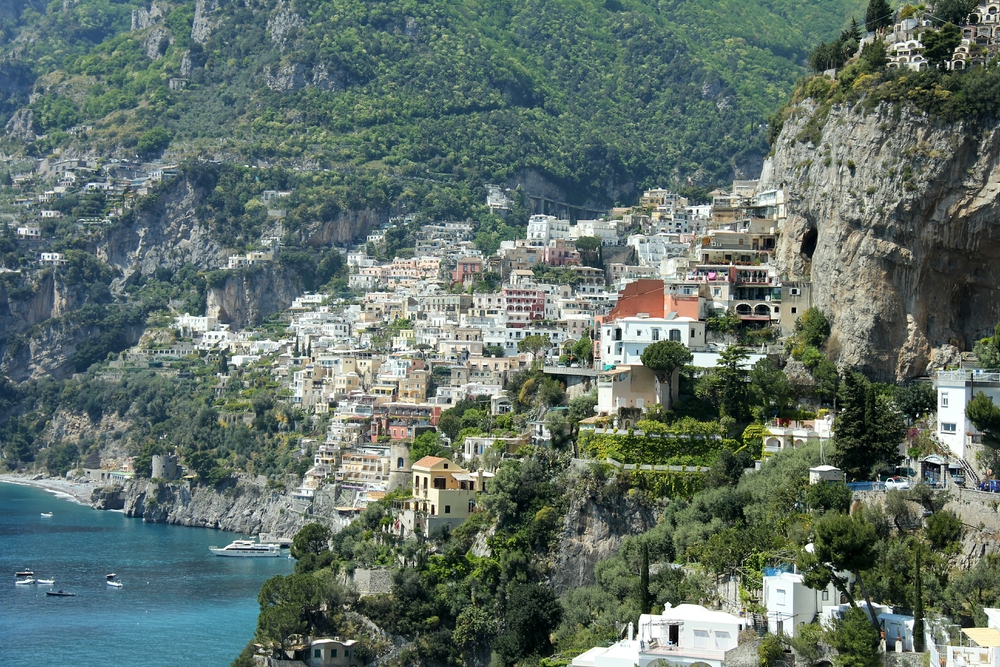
[209,539,281,557]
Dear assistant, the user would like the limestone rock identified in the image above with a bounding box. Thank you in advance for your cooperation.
[102,174,227,280]
[118,475,316,537]
[191,0,218,44]
[131,1,163,31]
[205,266,303,329]
[761,102,1000,380]
[144,26,173,60]
[5,108,35,141]
[267,0,303,47]
[266,62,306,91]
[548,483,657,593]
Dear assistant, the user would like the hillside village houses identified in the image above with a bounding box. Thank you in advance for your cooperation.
[2,156,185,270]
[58,156,975,522]
[101,175,858,515]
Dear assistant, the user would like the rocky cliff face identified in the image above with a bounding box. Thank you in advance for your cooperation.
[761,102,1000,380]
[303,209,386,247]
[0,271,90,338]
[206,266,303,328]
[117,475,311,536]
[548,484,657,594]
[101,175,226,283]
[1,314,143,381]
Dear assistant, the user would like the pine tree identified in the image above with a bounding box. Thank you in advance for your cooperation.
[834,372,904,480]
[865,0,893,31]
[639,541,652,615]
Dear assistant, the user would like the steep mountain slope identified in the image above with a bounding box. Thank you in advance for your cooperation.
[762,100,1000,381]
[0,0,863,203]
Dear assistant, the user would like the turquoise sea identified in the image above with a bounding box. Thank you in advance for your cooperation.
[0,481,294,667]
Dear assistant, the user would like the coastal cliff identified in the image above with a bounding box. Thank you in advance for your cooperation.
[762,101,1000,380]
[111,475,312,536]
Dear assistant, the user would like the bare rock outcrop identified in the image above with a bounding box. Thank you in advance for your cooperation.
[191,0,218,43]
[5,108,35,141]
[761,102,1000,380]
[205,266,302,329]
[131,1,163,31]
[102,175,226,281]
[121,476,307,535]
[549,481,657,594]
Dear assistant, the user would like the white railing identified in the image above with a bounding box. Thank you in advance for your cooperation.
[937,370,1000,383]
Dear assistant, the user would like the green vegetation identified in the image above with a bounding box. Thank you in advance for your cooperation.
[0,0,865,202]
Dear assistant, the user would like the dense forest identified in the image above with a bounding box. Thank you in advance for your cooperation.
[0,0,864,202]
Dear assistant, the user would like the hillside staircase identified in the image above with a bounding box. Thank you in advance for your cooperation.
[960,458,981,487]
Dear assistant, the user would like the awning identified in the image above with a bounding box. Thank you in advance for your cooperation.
[962,628,1000,647]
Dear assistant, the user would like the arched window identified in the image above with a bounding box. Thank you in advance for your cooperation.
[397,457,405,469]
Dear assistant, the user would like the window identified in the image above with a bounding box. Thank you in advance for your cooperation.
[822,590,829,601]
[713,287,721,297]
[791,307,797,314]
[332,649,338,658]
[942,423,957,433]
[444,505,451,514]
[652,329,660,341]
[715,631,731,649]
[397,457,405,469]
[693,629,709,648]
[345,650,350,657]
[941,392,949,408]
[669,329,681,342]
[315,649,322,658]
[777,589,786,605]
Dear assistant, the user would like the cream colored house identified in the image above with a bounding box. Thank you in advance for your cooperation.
[395,456,492,535]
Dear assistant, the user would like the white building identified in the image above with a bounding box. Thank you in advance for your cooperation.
[763,416,834,454]
[628,233,688,266]
[38,252,67,266]
[226,251,273,270]
[763,570,842,638]
[930,608,1000,667]
[935,369,1000,460]
[600,315,707,365]
[16,226,41,238]
[527,215,571,246]
[570,219,619,245]
[174,313,220,334]
[571,603,745,667]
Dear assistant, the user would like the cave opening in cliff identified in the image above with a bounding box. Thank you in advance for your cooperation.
[800,228,818,259]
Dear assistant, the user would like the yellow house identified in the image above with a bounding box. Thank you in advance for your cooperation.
[396,456,492,536]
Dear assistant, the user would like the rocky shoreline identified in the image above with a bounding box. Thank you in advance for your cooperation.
[1,472,347,539]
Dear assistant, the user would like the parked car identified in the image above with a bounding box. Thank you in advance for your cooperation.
[883,476,911,491]
[979,479,1000,493]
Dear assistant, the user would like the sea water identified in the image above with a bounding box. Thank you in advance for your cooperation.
[0,482,294,667]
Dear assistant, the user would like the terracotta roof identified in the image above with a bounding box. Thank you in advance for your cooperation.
[412,456,448,468]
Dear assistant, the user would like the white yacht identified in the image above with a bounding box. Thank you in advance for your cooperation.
[15,568,35,585]
[209,539,281,557]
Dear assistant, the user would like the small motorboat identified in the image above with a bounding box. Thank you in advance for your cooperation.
[46,590,75,597]
[40,512,53,518]
[36,578,55,585]
[15,568,34,578]
[105,573,116,580]
[106,580,123,588]
[14,578,35,585]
